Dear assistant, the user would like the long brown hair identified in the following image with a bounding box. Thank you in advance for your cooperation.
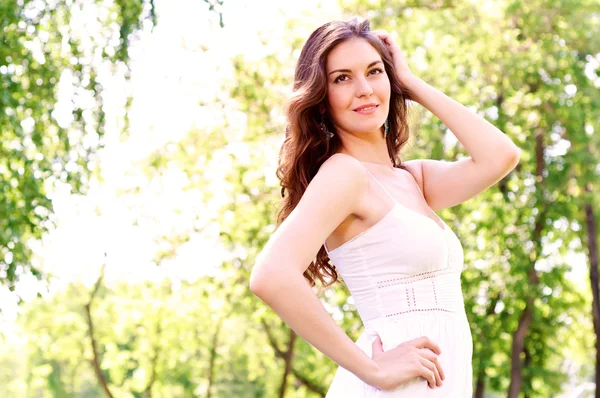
[276,17,415,288]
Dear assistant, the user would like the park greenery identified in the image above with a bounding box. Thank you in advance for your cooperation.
[0,0,599,396]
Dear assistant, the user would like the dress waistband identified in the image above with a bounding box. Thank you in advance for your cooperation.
[363,267,465,329]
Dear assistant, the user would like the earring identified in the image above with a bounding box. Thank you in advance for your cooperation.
[384,119,389,137]
[320,115,334,140]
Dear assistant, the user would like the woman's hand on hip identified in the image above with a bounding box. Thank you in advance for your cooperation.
[369,335,445,390]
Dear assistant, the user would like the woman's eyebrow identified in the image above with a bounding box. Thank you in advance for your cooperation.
[328,60,383,75]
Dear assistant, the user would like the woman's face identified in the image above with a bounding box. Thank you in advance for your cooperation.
[325,38,391,137]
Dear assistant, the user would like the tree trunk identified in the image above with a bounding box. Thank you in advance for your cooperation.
[508,129,545,398]
[474,292,501,398]
[523,347,531,398]
[508,302,533,398]
[474,367,486,398]
[207,319,223,398]
[85,266,113,398]
[143,315,162,398]
[585,202,600,398]
[278,328,297,398]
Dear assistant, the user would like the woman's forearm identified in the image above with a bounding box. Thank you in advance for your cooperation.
[250,267,380,385]
[405,75,520,168]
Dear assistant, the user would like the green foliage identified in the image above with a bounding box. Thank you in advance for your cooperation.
[1,0,598,396]
[0,0,154,289]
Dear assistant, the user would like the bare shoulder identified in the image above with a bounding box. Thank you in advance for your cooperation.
[313,152,370,213]
[250,153,368,285]
[318,152,368,179]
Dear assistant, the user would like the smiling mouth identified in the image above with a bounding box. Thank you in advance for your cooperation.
[354,104,379,112]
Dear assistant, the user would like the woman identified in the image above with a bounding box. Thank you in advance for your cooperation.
[250,17,520,396]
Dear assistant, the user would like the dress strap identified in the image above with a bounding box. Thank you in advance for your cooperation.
[361,164,398,204]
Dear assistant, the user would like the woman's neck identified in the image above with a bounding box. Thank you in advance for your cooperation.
[337,150,394,169]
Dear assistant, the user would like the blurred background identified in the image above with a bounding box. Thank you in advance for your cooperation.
[0,0,598,396]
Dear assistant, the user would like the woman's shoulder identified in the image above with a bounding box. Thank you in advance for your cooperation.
[314,153,369,194]
[318,152,364,173]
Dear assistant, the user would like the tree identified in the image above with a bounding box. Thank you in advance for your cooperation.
[0,0,156,290]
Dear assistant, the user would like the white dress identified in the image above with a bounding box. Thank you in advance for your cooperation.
[323,163,473,397]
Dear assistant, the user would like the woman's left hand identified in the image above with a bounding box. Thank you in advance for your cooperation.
[373,30,416,86]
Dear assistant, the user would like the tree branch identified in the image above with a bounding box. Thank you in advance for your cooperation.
[261,319,326,396]
[84,263,113,398]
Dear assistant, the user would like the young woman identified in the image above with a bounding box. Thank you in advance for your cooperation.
[250,17,520,396]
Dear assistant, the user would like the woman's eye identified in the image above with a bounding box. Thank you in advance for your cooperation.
[334,68,383,83]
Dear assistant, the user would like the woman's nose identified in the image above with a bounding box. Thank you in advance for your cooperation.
[355,77,373,97]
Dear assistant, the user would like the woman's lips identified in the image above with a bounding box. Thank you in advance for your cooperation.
[353,104,379,114]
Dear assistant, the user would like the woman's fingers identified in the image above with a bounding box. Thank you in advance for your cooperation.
[372,29,390,40]
[372,30,393,48]
[419,348,445,381]
[417,357,437,388]
[419,354,442,387]
[372,336,445,390]
[372,30,397,48]
[410,336,442,355]
[409,337,445,388]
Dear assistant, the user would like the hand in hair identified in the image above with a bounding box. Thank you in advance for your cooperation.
[373,30,415,85]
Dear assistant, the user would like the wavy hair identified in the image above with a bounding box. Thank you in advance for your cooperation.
[275,17,415,288]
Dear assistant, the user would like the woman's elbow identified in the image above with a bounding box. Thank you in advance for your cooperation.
[249,261,274,297]
[249,265,264,295]
[507,146,521,169]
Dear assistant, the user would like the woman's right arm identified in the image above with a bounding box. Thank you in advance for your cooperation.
[249,154,444,390]
[250,154,382,385]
